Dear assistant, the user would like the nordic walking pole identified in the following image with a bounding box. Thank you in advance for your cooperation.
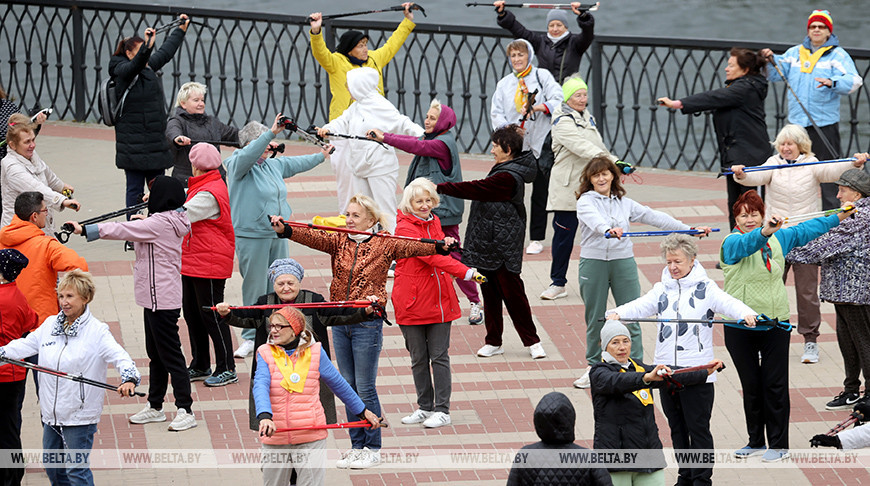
[0,356,145,397]
[604,229,720,239]
[782,204,855,224]
[719,158,859,176]
[270,218,465,252]
[276,118,335,154]
[598,315,793,332]
[57,202,149,244]
[766,54,839,158]
[203,300,375,311]
[307,3,427,23]
[273,418,389,433]
[466,2,599,11]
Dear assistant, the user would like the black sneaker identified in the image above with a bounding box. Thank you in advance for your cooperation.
[188,368,212,382]
[826,390,860,410]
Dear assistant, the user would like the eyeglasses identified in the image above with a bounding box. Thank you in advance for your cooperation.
[32,208,48,216]
[809,24,829,31]
[269,323,293,331]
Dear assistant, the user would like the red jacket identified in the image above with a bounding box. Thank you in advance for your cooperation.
[0,282,39,382]
[181,170,235,279]
[391,210,468,325]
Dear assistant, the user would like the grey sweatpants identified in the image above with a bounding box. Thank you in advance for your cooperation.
[400,322,452,413]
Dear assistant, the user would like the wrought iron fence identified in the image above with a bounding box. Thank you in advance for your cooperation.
[3,0,870,171]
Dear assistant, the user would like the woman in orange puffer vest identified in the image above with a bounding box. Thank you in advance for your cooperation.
[253,307,383,486]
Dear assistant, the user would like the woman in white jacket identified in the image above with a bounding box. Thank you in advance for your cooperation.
[317,67,423,232]
[573,156,710,389]
[490,38,562,255]
[731,124,865,364]
[607,234,755,486]
[0,269,140,485]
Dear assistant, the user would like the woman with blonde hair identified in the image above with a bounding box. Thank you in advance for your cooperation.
[270,193,453,469]
[166,81,239,184]
[731,124,864,364]
[393,178,483,429]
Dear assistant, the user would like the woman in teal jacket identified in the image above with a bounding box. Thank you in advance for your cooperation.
[226,113,331,356]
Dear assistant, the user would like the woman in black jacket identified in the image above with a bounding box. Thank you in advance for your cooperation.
[109,15,189,213]
[214,258,377,430]
[590,320,718,485]
[657,47,770,229]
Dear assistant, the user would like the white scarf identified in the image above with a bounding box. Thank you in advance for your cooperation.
[547,31,570,44]
[348,223,380,242]
[602,351,631,369]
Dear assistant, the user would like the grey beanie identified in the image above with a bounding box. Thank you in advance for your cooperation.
[600,319,631,348]
[546,9,570,30]
[836,168,870,197]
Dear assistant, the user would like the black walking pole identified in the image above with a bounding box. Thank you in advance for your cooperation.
[307,3,427,23]
[0,356,144,397]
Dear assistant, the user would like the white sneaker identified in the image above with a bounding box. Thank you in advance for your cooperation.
[468,302,484,325]
[168,409,197,431]
[402,409,434,424]
[540,285,567,300]
[423,411,451,428]
[349,447,381,469]
[529,342,547,359]
[335,449,362,469]
[526,241,544,255]
[801,342,819,364]
[233,339,255,358]
[477,344,504,357]
[573,367,591,389]
[128,406,166,424]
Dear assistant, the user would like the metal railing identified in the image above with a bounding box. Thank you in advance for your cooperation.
[3,0,870,171]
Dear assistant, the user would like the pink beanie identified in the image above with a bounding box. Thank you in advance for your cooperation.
[189,143,222,171]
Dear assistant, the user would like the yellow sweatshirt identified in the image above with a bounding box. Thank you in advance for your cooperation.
[310,18,415,121]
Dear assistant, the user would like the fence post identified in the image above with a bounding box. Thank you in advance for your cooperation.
[590,38,603,128]
[71,4,86,121]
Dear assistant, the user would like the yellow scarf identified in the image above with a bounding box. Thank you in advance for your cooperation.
[270,344,312,393]
[619,359,655,406]
[799,45,834,73]
[513,64,533,114]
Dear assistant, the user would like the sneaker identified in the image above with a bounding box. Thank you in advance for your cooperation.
[733,445,766,459]
[401,409,434,424]
[423,411,451,428]
[477,344,504,357]
[761,448,790,463]
[335,449,362,469]
[468,302,484,325]
[525,241,544,255]
[801,342,819,364]
[188,368,212,382]
[573,367,591,389]
[540,285,567,300]
[204,370,238,387]
[128,406,166,424]
[349,447,381,469]
[233,339,255,358]
[387,261,396,278]
[826,390,861,410]
[168,409,197,431]
[529,342,547,359]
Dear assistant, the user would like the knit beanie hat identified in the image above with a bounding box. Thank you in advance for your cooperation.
[0,249,28,282]
[268,258,305,284]
[546,9,570,30]
[189,143,222,172]
[836,169,870,198]
[147,175,186,214]
[273,307,305,335]
[808,10,833,32]
[562,76,588,102]
[336,30,369,57]
[600,319,631,348]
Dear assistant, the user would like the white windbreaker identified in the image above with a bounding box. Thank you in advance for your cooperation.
[324,67,424,178]
[0,306,140,426]
[608,260,755,383]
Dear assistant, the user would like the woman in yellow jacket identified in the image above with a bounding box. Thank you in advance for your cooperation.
[308,3,417,212]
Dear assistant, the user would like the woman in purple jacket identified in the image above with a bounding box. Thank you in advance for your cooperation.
[67,175,196,432]
[368,99,484,325]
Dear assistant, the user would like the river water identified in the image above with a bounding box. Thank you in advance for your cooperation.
[131,0,870,49]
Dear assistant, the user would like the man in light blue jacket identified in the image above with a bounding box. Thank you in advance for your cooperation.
[760,10,863,211]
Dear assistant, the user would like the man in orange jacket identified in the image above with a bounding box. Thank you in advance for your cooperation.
[0,192,88,325]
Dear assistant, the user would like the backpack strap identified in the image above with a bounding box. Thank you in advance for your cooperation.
[114,74,139,121]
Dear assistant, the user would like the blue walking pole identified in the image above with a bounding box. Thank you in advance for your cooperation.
[604,228,720,239]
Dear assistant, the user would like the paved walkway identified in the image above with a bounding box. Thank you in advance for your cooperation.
[14,121,870,485]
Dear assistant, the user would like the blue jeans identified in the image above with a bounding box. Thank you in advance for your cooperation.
[549,210,580,287]
[331,319,383,450]
[43,423,97,486]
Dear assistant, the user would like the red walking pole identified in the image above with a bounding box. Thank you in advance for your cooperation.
[273,419,389,433]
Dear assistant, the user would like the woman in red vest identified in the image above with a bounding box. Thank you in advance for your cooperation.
[254,307,382,485]
[181,143,237,387]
